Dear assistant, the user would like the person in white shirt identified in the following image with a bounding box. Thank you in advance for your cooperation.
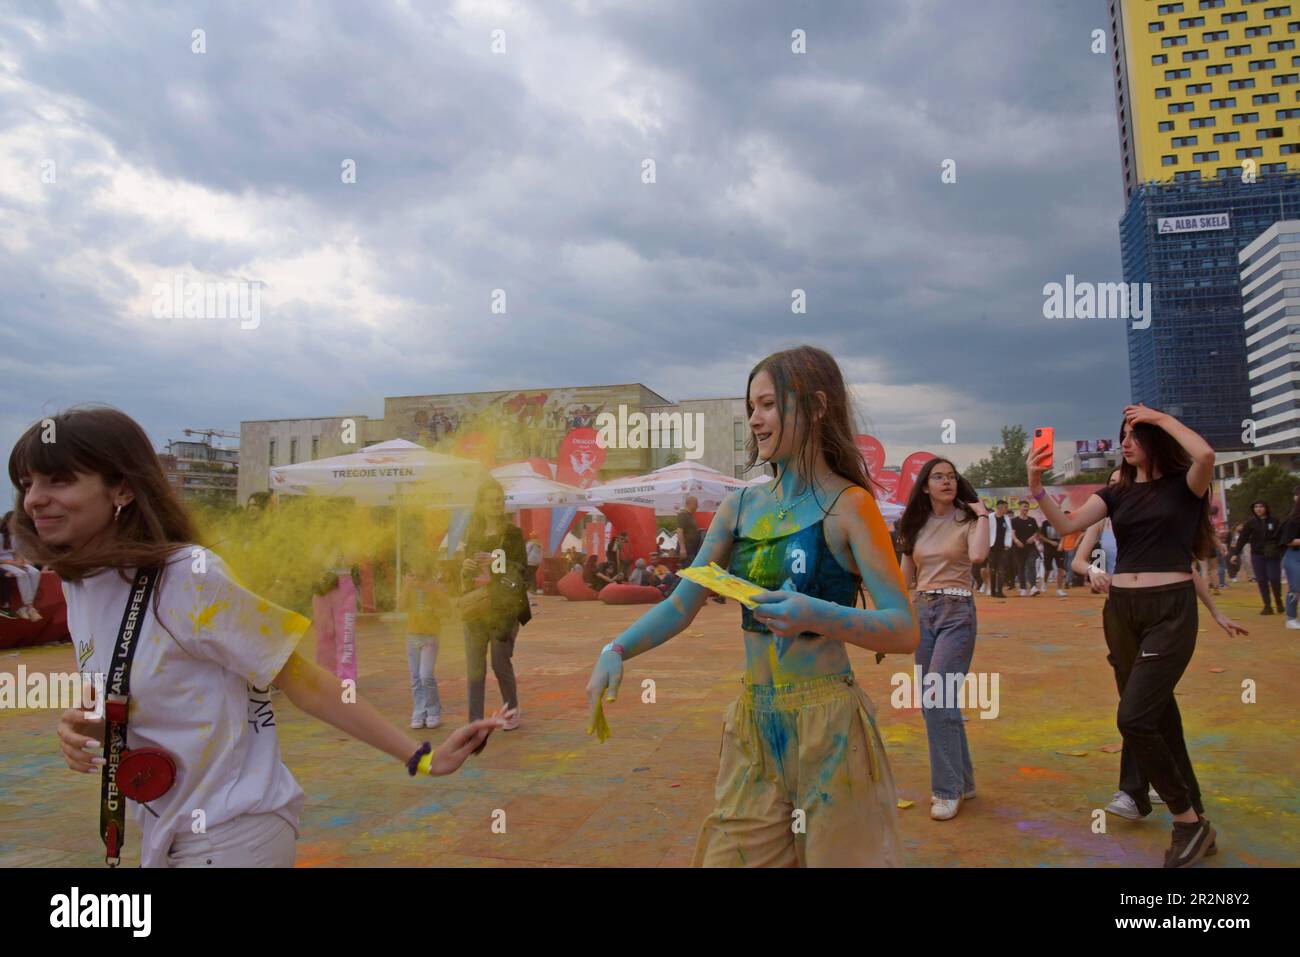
[12,407,512,868]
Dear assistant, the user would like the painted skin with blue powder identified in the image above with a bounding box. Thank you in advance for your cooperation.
[584,346,918,866]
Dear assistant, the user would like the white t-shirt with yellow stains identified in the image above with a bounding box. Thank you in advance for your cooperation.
[61,546,311,867]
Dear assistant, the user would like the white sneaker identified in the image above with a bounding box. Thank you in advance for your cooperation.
[930,796,963,821]
[1056,589,1067,597]
[502,707,521,731]
[931,788,976,803]
[410,717,425,729]
[424,715,442,729]
[1287,619,1300,630]
[1029,586,1040,596]
[1104,791,1143,821]
[1149,786,1165,805]
[1019,589,1028,597]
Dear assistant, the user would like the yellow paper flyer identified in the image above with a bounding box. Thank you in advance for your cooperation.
[678,562,766,608]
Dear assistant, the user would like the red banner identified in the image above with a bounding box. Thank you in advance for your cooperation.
[874,469,900,502]
[598,503,658,566]
[895,451,938,504]
[854,434,885,478]
[556,427,605,488]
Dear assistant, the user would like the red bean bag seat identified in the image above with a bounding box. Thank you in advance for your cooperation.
[557,570,599,602]
[599,583,663,605]
[0,570,70,649]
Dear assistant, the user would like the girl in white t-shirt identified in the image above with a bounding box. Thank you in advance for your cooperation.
[10,406,512,867]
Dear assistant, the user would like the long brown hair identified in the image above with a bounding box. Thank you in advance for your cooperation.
[1117,414,1215,560]
[745,345,879,509]
[896,457,980,554]
[7,407,200,582]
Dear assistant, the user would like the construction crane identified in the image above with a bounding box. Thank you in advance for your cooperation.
[183,428,239,448]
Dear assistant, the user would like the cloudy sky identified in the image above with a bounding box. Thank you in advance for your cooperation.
[1,0,1128,471]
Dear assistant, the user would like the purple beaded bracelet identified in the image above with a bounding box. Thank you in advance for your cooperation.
[407,741,431,776]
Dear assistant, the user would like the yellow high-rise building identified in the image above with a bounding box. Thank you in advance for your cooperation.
[1112,0,1300,199]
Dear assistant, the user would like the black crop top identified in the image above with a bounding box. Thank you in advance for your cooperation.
[1095,472,1204,574]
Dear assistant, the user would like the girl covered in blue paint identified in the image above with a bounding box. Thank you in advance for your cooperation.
[585,346,918,867]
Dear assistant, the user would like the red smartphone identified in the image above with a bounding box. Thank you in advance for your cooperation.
[1032,427,1054,469]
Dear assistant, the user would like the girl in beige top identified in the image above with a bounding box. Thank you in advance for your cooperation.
[896,458,989,821]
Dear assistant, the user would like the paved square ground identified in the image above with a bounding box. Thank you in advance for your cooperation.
[1,583,1294,867]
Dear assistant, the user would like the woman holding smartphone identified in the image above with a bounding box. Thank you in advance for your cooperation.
[896,458,989,821]
[1029,405,1218,868]
[585,345,918,867]
[18,407,508,868]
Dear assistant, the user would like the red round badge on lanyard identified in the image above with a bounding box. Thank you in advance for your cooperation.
[117,748,176,803]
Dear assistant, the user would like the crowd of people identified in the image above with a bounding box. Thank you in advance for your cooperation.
[2,344,1274,870]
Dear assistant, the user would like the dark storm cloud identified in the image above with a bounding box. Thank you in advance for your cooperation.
[0,0,1133,463]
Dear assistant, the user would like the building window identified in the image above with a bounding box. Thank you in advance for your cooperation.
[1213,130,1241,141]
[1172,135,1199,146]
[1225,44,1253,56]
[1249,58,1278,70]
[1163,34,1189,46]
[1187,82,1214,93]
[1162,154,1179,166]
[1222,9,1247,21]
[1237,146,1265,157]
[1151,21,1166,32]
[1160,120,1177,131]
[1291,20,1300,31]
[1207,62,1233,74]
[1170,101,1196,112]
[1173,169,1203,180]
[1201,29,1227,40]
[1266,7,1293,20]
[1276,72,1300,83]
[1189,115,1218,126]
[1166,67,1193,78]
[1228,77,1256,88]
[1184,48,1210,59]
[1255,91,1282,101]
[1280,142,1300,152]
[1156,86,1172,98]
[1209,96,1236,107]
[1277,106,1300,117]
[1246,25,1274,36]
[1233,111,1261,122]
[1203,0,1227,9]
[289,439,297,465]
[1270,38,1297,49]
[1261,161,1290,171]
[1216,166,1237,177]
[1258,125,1285,137]
[1192,150,1220,161]
[1154,53,1170,64]
[268,439,276,467]
[311,436,319,459]
[1160,1,1184,11]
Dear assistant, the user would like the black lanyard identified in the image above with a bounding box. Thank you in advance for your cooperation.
[99,567,159,867]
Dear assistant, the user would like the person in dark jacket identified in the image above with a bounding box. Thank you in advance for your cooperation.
[460,479,529,727]
[1233,501,1283,614]
[1277,488,1300,629]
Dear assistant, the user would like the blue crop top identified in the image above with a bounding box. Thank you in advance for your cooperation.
[729,486,862,635]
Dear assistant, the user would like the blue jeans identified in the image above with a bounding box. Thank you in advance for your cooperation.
[1284,549,1300,619]
[915,596,977,800]
[406,634,441,721]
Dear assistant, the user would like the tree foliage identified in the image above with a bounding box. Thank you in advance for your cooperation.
[1226,464,1299,526]
[964,426,1056,487]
